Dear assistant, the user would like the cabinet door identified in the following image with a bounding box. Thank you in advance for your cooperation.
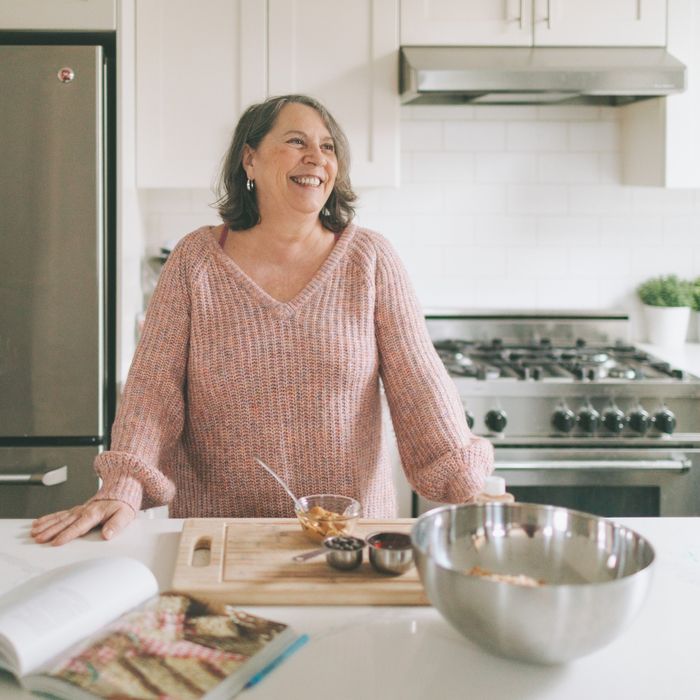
[533,0,667,46]
[400,0,533,46]
[0,0,115,30]
[268,0,400,187]
[136,0,267,188]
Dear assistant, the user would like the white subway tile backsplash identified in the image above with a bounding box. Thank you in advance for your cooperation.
[404,105,475,121]
[475,153,537,183]
[569,185,633,215]
[598,215,664,246]
[538,153,600,184]
[536,278,601,309]
[412,214,475,247]
[598,153,621,184]
[473,106,537,121]
[631,247,694,278]
[507,122,567,151]
[399,120,443,151]
[537,105,601,121]
[568,247,632,279]
[568,121,620,152]
[508,184,568,214]
[411,151,475,183]
[140,105,700,325]
[444,121,506,151]
[630,187,695,215]
[475,215,537,246]
[507,247,568,280]
[474,279,538,308]
[536,216,598,247]
[442,183,507,214]
[444,246,505,278]
[378,182,443,214]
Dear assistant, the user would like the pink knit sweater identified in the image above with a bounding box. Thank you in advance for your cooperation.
[92,224,494,518]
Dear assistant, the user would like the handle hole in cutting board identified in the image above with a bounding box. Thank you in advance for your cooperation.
[191,536,212,567]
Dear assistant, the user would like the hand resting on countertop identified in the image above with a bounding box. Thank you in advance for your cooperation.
[30,499,135,546]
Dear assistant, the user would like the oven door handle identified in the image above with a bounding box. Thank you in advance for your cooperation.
[498,459,690,472]
[0,466,68,486]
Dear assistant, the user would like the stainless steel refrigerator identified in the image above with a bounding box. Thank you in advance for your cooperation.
[0,39,115,517]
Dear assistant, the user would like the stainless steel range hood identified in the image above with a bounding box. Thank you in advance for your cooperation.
[400,46,686,106]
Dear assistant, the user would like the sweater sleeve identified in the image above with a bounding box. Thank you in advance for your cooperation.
[90,239,193,512]
[373,236,494,503]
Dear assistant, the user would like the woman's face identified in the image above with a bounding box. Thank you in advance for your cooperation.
[243,103,338,222]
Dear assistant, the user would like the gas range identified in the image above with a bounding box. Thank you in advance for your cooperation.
[426,311,700,444]
[417,311,700,517]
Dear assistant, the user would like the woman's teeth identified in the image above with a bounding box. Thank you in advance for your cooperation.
[291,176,322,186]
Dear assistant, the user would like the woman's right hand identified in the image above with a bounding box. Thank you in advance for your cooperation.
[30,499,136,546]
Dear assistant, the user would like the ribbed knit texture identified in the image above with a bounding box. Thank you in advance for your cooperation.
[92,224,494,518]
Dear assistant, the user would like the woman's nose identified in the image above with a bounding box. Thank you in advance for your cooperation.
[303,143,326,165]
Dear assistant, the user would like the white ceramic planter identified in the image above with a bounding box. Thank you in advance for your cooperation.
[643,305,690,348]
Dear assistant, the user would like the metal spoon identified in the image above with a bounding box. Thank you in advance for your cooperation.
[254,456,305,512]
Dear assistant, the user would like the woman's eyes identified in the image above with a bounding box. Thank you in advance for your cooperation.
[286,138,335,152]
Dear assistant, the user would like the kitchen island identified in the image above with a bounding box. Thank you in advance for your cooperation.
[1,516,698,699]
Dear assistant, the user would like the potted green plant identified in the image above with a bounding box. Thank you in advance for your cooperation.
[637,275,692,347]
[690,277,700,342]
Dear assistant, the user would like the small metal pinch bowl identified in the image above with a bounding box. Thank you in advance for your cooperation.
[322,535,366,571]
[366,531,414,575]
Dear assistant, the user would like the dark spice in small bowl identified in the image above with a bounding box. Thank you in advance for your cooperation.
[366,531,414,575]
[322,535,366,570]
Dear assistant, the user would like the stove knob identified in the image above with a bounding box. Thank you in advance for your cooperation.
[578,407,600,434]
[465,410,475,430]
[603,408,626,434]
[628,408,651,435]
[653,408,677,435]
[552,407,576,434]
[485,409,507,434]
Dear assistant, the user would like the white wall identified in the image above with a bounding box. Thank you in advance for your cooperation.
[139,103,700,344]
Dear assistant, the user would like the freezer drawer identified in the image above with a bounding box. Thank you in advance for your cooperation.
[0,446,100,518]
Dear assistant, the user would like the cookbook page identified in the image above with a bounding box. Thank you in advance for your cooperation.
[0,557,158,677]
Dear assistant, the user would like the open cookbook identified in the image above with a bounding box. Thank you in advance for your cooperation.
[0,556,305,699]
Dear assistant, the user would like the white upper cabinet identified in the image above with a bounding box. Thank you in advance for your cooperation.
[268,0,400,187]
[136,0,399,189]
[136,0,266,188]
[0,0,116,30]
[533,0,667,46]
[621,0,700,187]
[401,0,533,46]
[401,0,667,47]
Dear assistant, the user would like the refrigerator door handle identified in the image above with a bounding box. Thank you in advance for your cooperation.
[0,466,68,486]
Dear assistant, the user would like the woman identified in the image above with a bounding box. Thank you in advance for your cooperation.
[32,94,494,546]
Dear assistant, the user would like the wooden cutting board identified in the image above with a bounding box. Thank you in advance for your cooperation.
[171,518,428,606]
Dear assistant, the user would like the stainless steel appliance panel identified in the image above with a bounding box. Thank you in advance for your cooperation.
[0,446,100,517]
[0,45,104,438]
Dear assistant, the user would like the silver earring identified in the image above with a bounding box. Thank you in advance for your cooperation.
[246,178,255,192]
[321,206,330,216]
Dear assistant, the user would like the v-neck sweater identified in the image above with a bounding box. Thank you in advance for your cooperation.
[92,224,494,518]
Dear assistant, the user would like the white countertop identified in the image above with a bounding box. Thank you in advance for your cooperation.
[1,516,699,700]
[638,341,700,377]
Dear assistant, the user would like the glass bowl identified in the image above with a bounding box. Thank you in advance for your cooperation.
[295,494,362,543]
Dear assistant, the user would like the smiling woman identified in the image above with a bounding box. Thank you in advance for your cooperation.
[31,94,494,547]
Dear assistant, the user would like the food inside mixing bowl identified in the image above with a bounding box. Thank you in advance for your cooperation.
[297,506,347,539]
[467,565,544,587]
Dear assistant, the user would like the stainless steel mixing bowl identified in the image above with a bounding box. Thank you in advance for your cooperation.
[411,503,655,665]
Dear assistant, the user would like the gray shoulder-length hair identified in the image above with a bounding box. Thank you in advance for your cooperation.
[215,94,357,234]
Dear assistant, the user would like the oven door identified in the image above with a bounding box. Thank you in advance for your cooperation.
[415,447,700,517]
